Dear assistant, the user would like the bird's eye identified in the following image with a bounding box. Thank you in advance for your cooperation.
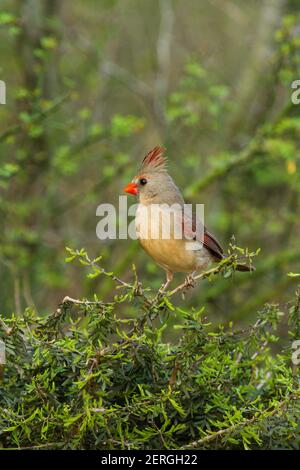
[139,178,147,186]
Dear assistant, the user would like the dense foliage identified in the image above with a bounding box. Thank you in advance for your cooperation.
[1,252,300,450]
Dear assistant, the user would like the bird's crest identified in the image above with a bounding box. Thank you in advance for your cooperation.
[140,146,167,173]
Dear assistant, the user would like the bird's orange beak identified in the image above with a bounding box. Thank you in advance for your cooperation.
[124,182,138,195]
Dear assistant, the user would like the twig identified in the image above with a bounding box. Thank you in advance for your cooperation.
[86,255,133,290]
[62,296,104,306]
[168,264,223,297]
[4,442,64,450]
[182,390,300,449]
[61,253,250,328]
[184,136,261,197]
[0,93,69,143]
[154,0,174,125]
[14,277,21,316]
[0,318,13,336]
[184,101,294,197]
[101,61,152,101]
[183,414,259,449]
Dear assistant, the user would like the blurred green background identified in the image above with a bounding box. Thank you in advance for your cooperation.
[0,0,300,325]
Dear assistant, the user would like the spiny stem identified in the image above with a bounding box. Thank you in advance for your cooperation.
[182,390,300,449]
[168,264,223,297]
[62,296,104,306]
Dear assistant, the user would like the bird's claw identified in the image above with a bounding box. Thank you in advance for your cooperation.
[158,283,168,295]
[183,274,196,290]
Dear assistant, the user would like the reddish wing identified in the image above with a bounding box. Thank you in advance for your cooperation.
[175,209,253,271]
[179,210,224,260]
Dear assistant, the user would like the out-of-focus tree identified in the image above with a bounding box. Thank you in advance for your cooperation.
[0,0,299,330]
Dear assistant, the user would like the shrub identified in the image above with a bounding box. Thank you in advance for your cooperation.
[0,250,300,450]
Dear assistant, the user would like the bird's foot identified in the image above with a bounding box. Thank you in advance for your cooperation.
[158,280,171,295]
[183,274,196,291]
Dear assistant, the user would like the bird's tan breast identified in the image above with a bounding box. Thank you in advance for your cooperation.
[135,204,212,273]
[139,237,197,273]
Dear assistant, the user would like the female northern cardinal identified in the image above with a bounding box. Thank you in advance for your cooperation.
[124,146,252,291]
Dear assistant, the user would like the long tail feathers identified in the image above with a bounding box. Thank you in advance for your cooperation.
[236,263,255,272]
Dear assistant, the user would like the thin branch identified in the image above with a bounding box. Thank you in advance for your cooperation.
[101,61,152,100]
[0,318,14,336]
[62,296,104,306]
[81,253,134,290]
[184,101,294,197]
[0,93,69,143]
[208,0,247,25]
[184,134,263,197]
[4,442,64,450]
[155,0,174,123]
[168,264,223,297]
[182,390,300,449]
[14,277,21,316]
[60,255,139,308]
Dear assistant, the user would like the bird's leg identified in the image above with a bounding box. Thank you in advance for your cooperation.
[183,271,197,290]
[159,270,174,294]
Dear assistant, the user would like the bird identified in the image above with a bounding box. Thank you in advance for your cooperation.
[124,146,252,292]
